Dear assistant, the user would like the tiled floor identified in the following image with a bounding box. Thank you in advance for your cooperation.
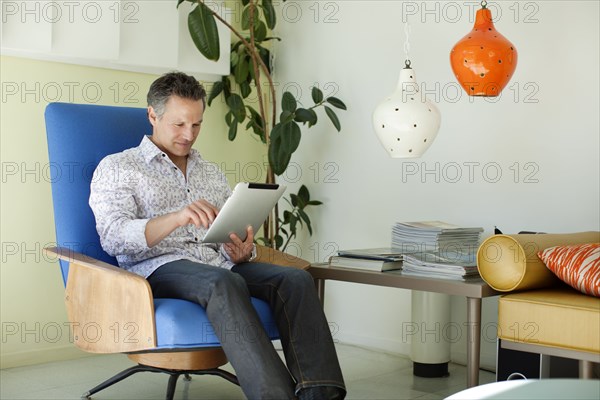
[0,343,495,399]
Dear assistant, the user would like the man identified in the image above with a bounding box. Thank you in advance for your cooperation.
[89,72,346,400]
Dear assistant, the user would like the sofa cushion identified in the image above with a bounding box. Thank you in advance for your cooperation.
[477,232,600,291]
[539,243,600,297]
[498,288,600,353]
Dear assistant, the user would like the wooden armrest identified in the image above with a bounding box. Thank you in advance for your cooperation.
[45,247,157,353]
[254,245,311,270]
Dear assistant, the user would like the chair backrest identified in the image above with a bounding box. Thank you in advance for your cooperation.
[45,103,151,284]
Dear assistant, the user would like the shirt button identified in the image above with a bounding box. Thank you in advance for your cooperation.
[187,189,191,193]
[194,237,198,242]
[161,153,166,157]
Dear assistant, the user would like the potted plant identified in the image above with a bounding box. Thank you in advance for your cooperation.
[178,0,346,251]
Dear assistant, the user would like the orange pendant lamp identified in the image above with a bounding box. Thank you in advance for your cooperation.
[450,1,517,97]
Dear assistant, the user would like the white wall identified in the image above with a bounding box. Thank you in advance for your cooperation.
[272,0,600,369]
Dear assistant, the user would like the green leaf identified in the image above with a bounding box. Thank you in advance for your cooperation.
[231,41,244,52]
[248,58,256,81]
[241,6,251,30]
[281,91,297,113]
[225,111,234,127]
[289,193,298,208]
[226,93,246,121]
[275,234,284,249]
[257,46,271,74]
[262,36,282,42]
[298,209,312,235]
[222,76,232,97]
[282,122,302,153]
[294,108,317,126]
[268,122,301,175]
[262,0,276,29]
[326,96,347,110]
[279,110,294,124]
[307,200,323,206]
[254,20,267,42]
[308,111,318,127]
[228,119,238,141]
[230,48,239,66]
[312,86,324,103]
[324,106,341,132]
[234,55,249,84]
[246,106,265,142]
[188,2,220,61]
[207,80,224,106]
[268,125,288,176]
[240,81,252,98]
[298,184,309,206]
[289,214,298,234]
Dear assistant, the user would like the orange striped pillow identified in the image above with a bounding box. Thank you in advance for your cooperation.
[538,243,600,297]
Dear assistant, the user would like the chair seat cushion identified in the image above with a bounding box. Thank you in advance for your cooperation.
[154,297,279,349]
[498,287,600,353]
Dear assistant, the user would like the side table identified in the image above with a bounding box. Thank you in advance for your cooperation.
[308,263,500,388]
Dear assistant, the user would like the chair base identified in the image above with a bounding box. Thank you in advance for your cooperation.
[82,349,239,400]
[127,348,229,370]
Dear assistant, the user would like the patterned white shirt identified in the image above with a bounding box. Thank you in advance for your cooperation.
[89,136,234,278]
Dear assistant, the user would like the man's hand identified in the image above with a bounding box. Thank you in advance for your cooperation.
[224,226,255,264]
[175,199,219,229]
[145,199,219,248]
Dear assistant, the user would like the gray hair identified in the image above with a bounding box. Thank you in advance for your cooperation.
[147,71,206,118]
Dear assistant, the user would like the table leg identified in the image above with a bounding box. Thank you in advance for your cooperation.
[315,278,325,307]
[466,297,482,388]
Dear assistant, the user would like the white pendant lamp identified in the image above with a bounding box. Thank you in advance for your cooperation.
[373,25,441,158]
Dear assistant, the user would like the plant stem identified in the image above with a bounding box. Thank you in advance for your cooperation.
[246,1,267,149]
[199,0,279,247]
[281,225,295,252]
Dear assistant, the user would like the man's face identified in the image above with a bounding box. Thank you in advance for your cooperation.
[148,95,204,160]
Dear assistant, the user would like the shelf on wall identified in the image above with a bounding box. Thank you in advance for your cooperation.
[1,0,231,81]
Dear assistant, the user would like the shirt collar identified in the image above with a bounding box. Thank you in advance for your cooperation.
[139,135,202,165]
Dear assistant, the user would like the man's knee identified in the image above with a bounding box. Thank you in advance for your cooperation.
[210,268,249,295]
[281,267,314,289]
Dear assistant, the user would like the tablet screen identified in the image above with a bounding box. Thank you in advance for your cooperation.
[202,182,286,243]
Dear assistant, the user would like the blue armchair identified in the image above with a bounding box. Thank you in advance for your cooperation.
[44,102,309,399]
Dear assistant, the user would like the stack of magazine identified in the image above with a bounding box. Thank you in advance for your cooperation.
[328,248,403,272]
[329,221,484,279]
[392,221,483,280]
[392,221,483,255]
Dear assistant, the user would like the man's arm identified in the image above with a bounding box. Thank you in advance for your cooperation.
[144,199,219,248]
[89,157,153,256]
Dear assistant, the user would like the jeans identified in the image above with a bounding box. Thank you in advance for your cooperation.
[147,259,346,400]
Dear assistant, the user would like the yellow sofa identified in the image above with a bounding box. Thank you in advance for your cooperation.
[477,232,600,378]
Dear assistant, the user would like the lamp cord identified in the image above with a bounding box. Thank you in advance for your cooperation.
[403,22,411,66]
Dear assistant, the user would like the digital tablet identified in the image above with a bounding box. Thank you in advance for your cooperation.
[202,182,287,243]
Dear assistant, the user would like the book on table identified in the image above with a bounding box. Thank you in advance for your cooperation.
[329,248,403,272]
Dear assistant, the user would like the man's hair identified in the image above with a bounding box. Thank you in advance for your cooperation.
[147,71,206,118]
